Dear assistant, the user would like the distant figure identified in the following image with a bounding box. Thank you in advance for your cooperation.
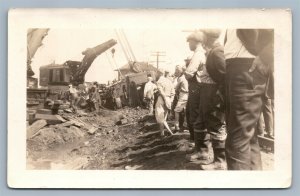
[92,82,101,113]
[143,75,157,115]
[130,81,141,107]
[77,83,89,108]
[155,68,175,136]
[86,82,101,113]
[68,84,78,113]
[173,65,189,132]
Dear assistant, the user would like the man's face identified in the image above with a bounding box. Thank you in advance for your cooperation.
[188,40,198,51]
[156,72,163,79]
[174,68,182,77]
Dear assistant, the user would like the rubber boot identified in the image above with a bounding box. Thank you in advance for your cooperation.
[201,140,227,170]
[186,130,213,165]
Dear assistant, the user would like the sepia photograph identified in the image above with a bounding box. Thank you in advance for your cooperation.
[25,28,274,171]
[8,9,291,188]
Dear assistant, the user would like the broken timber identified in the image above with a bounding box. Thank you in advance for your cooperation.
[35,114,65,125]
[27,119,47,139]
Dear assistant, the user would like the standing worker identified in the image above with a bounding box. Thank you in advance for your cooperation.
[184,31,206,144]
[68,84,79,113]
[173,65,189,132]
[224,29,274,170]
[155,68,175,136]
[143,74,157,115]
[90,82,101,113]
[189,29,227,170]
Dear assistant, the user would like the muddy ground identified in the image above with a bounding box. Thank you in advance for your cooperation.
[27,107,274,170]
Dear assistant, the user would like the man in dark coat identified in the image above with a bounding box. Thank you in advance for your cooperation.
[224,29,274,170]
[186,29,227,170]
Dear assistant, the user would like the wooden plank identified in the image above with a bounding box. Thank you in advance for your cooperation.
[56,121,74,127]
[55,115,67,123]
[35,114,64,125]
[36,109,52,115]
[27,119,47,139]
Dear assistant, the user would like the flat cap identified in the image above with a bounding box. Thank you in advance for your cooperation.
[187,31,205,42]
[201,29,222,39]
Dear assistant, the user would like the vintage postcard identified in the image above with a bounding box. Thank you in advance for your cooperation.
[7,8,292,188]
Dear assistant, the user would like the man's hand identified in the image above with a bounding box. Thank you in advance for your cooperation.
[249,57,269,76]
[249,57,260,72]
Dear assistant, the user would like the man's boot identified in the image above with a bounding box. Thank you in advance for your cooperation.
[201,140,227,170]
[186,130,213,165]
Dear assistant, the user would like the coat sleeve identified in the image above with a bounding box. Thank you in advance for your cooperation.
[257,30,274,71]
[212,47,226,83]
[185,50,205,80]
[237,29,274,71]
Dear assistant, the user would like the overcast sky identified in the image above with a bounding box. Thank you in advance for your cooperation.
[31,29,197,84]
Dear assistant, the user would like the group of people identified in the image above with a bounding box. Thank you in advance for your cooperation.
[68,82,102,113]
[143,29,274,170]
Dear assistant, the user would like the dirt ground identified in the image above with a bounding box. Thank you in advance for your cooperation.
[27,107,274,170]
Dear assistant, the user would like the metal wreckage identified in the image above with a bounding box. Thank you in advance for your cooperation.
[26,29,273,170]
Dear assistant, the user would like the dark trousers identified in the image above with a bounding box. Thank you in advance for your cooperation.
[194,83,225,133]
[256,114,264,136]
[187,80,202,140]
[256,98,274,137]
[225,58,268,170]
[263,98,274,136]
[193,83,226,153]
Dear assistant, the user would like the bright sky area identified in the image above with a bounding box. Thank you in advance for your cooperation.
[31,29,225,84]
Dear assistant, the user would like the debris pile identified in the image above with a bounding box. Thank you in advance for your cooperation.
[26,107,149,169]
[26,107,274,170]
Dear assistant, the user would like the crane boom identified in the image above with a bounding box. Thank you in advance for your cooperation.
[120,29,137,62]
[70,39,117,85]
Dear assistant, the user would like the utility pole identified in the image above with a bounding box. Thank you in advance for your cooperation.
[150,51,166,69]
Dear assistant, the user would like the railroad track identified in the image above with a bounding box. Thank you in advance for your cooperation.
[258,135,274,152]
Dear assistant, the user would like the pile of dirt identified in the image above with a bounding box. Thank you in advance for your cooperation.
[26,107,149,169]
[27,126,85,151]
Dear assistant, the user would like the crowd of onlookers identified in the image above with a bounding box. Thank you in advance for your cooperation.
[142,29,274,170]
